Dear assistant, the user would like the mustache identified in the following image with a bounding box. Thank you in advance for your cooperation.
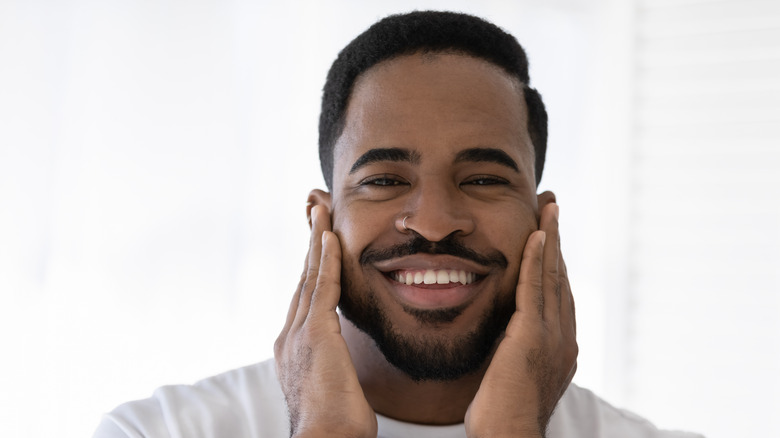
[359,232,508,269]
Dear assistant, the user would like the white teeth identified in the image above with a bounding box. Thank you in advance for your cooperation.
[393,269,477,285]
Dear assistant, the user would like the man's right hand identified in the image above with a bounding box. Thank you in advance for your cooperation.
[274,205,377,438]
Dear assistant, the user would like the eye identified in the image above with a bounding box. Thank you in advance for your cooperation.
[359,174,408,187]
[461,175,509,186]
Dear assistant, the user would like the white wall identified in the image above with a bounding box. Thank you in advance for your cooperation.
[1,1,776,437]
[620,1,780,435]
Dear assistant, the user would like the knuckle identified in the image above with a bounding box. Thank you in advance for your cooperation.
[315,271,340,288]
[315,271,331,286]
[544,274,560,291]
[301,278,316,294]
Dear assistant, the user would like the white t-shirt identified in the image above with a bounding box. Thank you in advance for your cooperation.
[93,359,702,438]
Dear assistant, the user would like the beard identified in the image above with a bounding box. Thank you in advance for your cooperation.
[339,233,515,382]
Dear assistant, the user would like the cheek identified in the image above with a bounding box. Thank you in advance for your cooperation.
[481,203,537,271]
[332,211,361,268]
[331,202,396,266]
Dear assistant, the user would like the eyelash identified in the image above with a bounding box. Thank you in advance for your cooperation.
[359,175,408,187]
[461,175,509,186]
[359,175,508,188]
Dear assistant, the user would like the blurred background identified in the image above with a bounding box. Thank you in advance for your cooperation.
[1,0,778,437]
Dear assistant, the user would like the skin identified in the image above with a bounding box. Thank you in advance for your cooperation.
[274,53,578,438]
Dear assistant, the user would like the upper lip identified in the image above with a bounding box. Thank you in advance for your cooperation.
[372,254,493,275]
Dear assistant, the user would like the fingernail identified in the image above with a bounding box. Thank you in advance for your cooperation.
[553,204,559,220]
[540,231,547,246]
[321,230,329,245]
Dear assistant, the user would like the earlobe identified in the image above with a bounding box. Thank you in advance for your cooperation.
[306,189,332,228]
[537,190,557,208]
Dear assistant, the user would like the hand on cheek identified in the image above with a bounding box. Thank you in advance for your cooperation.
[465,202,578,438]
[274,206,377,438]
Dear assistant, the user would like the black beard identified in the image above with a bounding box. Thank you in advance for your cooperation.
[339,275,514,382]
[339,231,514,382]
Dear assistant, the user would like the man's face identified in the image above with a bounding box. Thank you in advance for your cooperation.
[328,53,539,380]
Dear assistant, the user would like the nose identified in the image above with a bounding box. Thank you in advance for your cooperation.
[401,182,475,242]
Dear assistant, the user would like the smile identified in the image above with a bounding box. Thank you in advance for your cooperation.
[389,269,480,286]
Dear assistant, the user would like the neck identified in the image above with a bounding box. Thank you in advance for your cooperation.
[340,315,487,425]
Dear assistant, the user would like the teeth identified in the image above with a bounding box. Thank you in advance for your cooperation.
[393,269,477,285]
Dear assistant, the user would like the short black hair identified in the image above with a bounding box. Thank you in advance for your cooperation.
[319,10,548,190]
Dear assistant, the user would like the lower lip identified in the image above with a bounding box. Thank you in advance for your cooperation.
[383,275,480,309]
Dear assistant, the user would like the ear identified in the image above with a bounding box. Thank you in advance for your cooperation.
[306,189,332,229]
[536,190,557,221]
[537,190,557,207]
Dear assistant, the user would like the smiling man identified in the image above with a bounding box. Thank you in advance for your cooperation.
[94,11,702,438]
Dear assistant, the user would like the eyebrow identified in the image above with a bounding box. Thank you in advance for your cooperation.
[349,148,422,174]
[454,148,519,172]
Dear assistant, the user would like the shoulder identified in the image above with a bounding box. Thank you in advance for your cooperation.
[549,383,704,438]
[93,359,289,438]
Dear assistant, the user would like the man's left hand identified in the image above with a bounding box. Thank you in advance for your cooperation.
[464,201,578,438]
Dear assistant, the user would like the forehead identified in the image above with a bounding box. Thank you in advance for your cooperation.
[333,53,534,176]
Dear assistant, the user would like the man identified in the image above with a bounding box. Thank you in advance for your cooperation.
[94,11,701,438]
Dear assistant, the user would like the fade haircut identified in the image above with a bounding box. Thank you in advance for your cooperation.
[318,10,548,190]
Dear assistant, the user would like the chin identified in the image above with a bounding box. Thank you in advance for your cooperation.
[339,273,514,382]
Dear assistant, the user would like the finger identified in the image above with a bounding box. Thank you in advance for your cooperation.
[559,255,576,337]
[282,256,309,333]
[295,205,332,324]
[310,231,343,315]
[558,255,578,376]
[540,203,561,322]
[277,247,314,361]
[516,230,546,317]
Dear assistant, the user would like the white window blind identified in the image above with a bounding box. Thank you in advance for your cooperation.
[625,1,780,436]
